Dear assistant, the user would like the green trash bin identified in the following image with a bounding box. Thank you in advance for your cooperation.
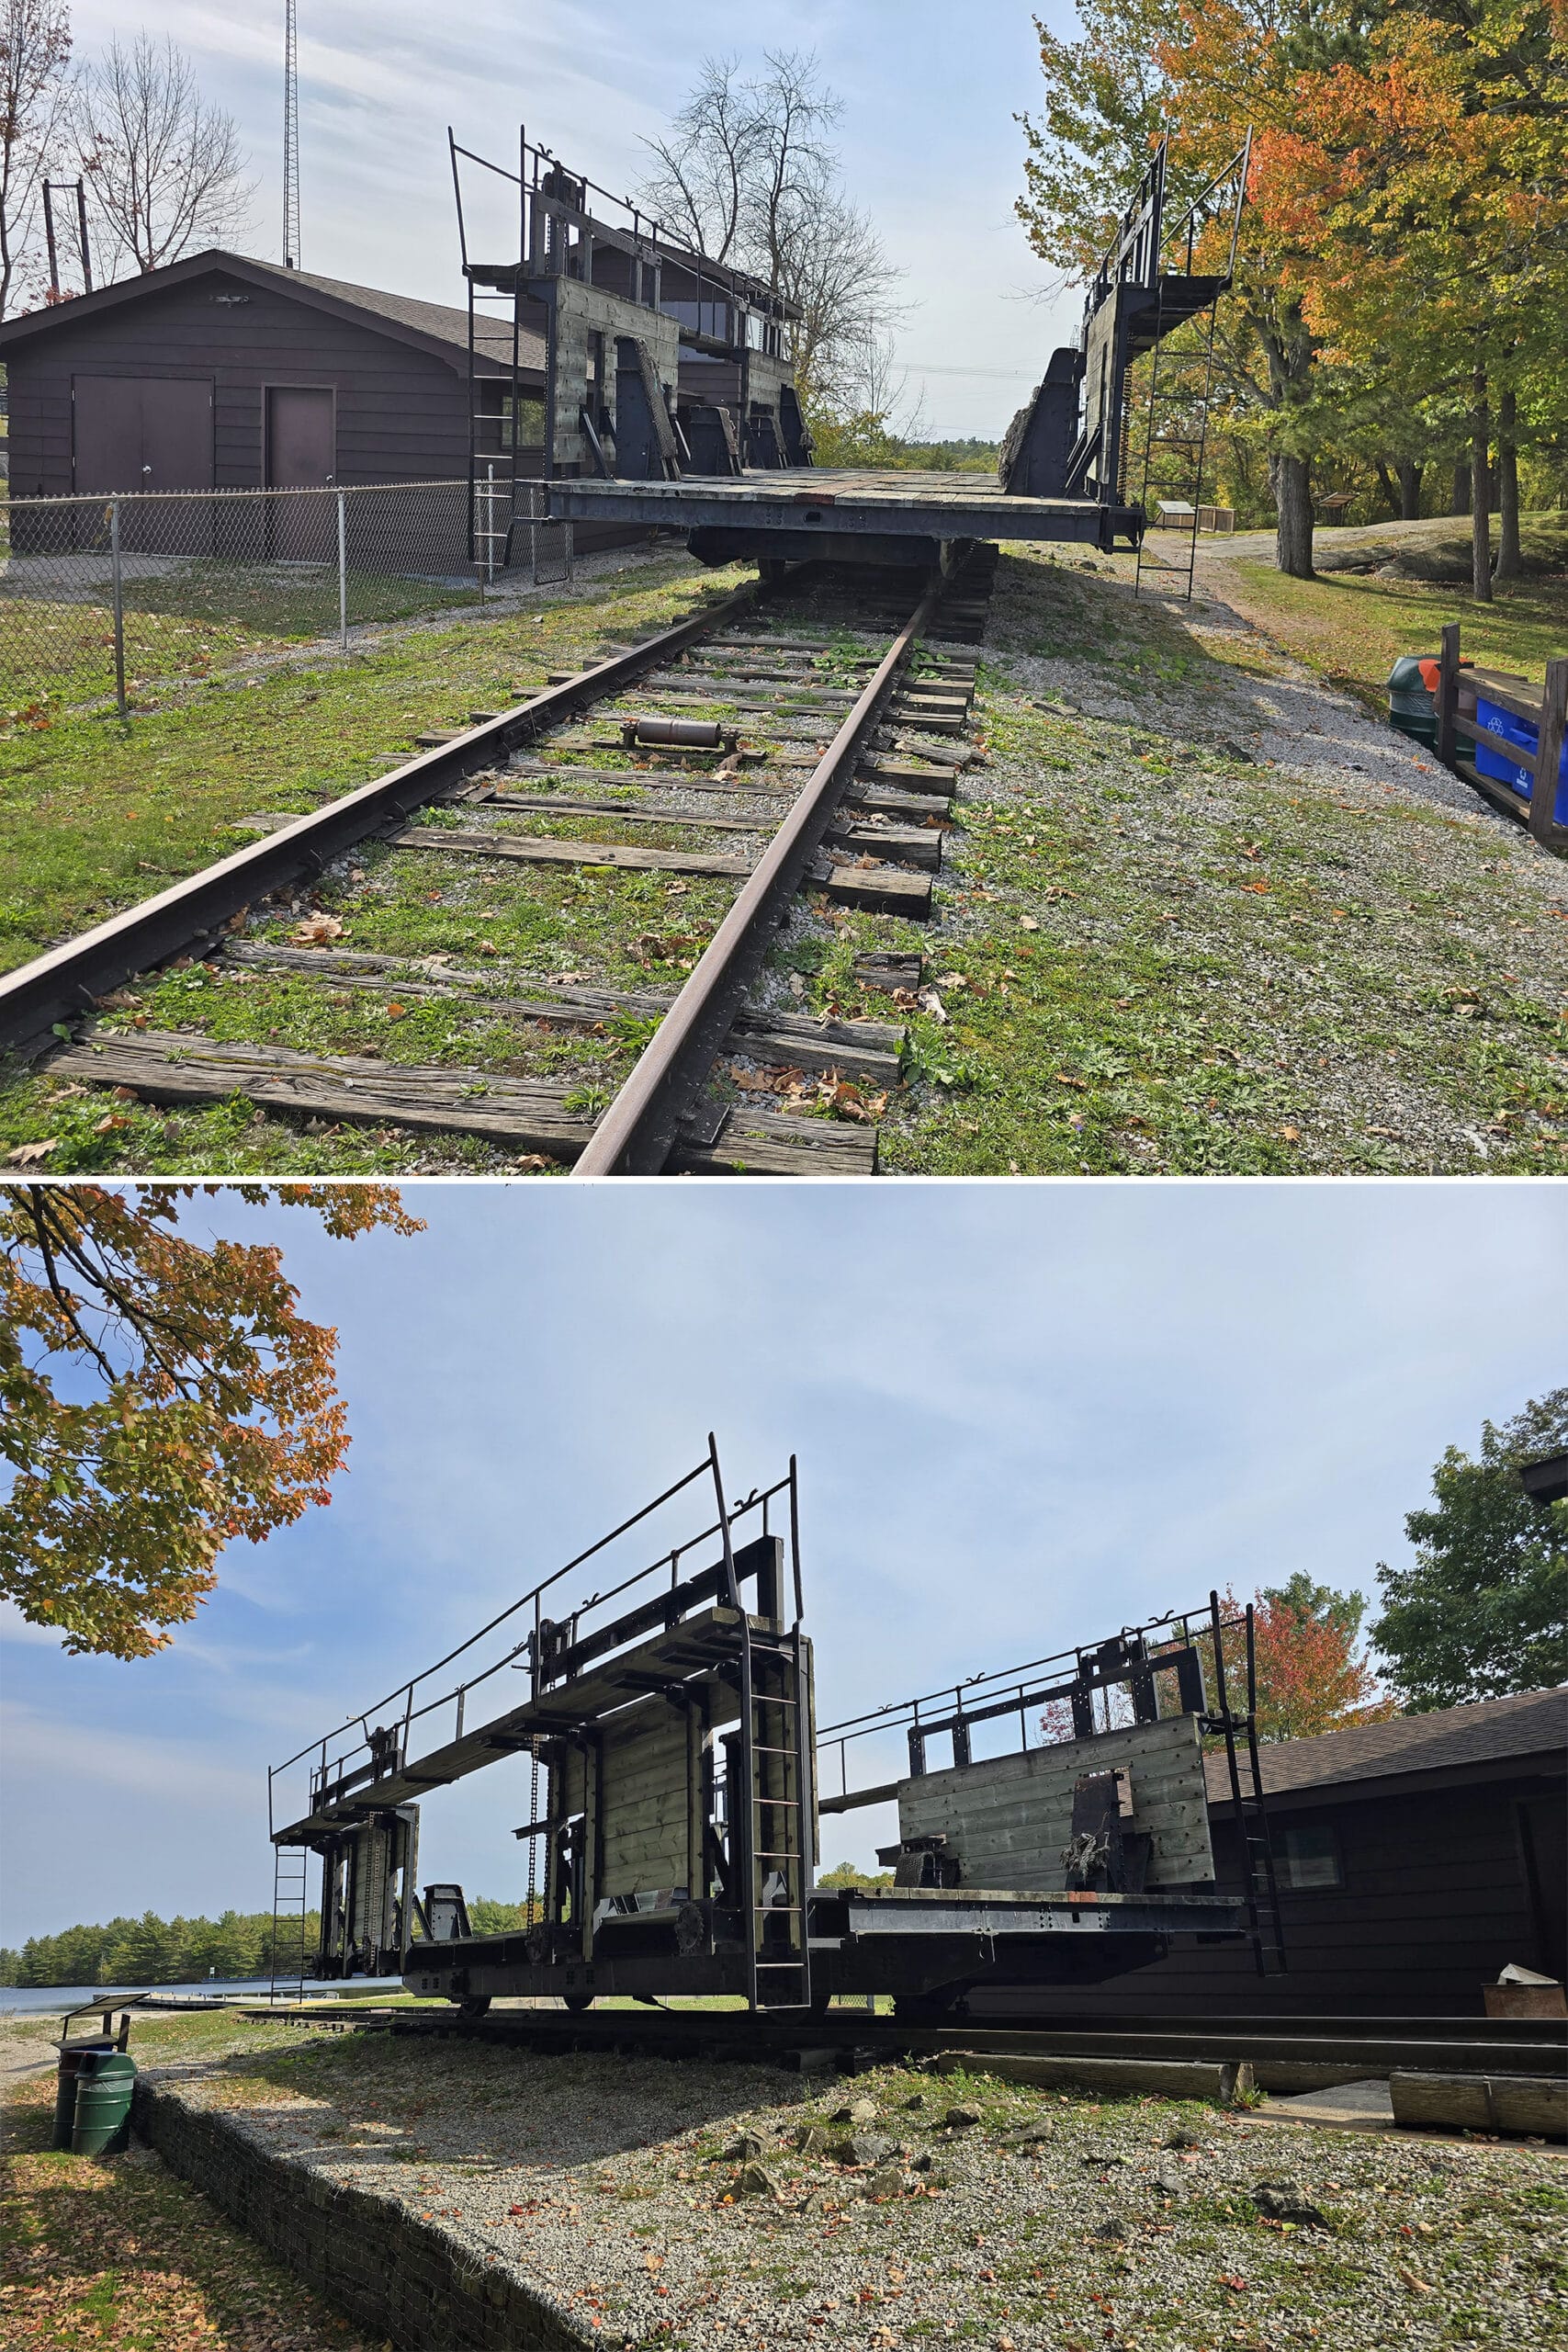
[51,2038,115,2151]
[70,2049,136,2157]
[1387,653,1438,748]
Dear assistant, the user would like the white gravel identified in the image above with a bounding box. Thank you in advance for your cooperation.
[147,2035,1567,2351]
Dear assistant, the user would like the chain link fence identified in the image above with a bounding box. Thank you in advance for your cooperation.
[0,478,577,723]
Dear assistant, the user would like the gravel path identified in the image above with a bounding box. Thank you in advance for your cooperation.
[148,2034,1567,2351]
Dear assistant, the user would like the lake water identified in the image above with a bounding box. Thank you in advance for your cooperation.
[0,1975,404,2018]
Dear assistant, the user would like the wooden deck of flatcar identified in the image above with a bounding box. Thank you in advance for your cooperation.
[543,468,1140,550]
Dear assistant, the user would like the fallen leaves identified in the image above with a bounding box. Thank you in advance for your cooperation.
[291,912,345,947]
[725,1063,886,1123]
[6,1139,58,1167]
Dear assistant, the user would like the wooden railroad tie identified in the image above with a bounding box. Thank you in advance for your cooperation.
[219,944,907,1087]
[47,1031,877,1176]
[391,824,938,904]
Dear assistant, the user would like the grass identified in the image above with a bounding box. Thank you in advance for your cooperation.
[1,2013,367,2350]
[856,553,1568,1174]
[0,547,741,978]
[1210,538,1568,715]
[2,539,1565,1177]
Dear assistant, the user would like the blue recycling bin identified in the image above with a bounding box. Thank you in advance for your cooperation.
[1474,695,1568,825]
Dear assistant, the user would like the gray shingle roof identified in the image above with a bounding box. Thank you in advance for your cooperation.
[0,248,546,376]
[228,255,544,373]
[1204,1686,1566,1803]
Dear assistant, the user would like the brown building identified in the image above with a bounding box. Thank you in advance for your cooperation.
[0,249,540,500]
[975,1686,1567,2018]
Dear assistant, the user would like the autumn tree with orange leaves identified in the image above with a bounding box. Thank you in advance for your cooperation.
[1252,0,1568,599]
[1018,0,1348,576]
[1237,1573,1397,1741]
[1017,0,1568,579]
[0,1183,423,1657]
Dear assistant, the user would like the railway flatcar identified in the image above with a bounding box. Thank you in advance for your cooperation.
[268,1444,1281,2017]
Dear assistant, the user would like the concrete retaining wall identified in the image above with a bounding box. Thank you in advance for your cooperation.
[131,2080,589,2352]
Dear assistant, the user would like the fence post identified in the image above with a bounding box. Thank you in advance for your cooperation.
[565,520,575,585]
[1532,657,1567,848]
[336,490,348,651]
[109,496,127,719]
[1437,619,1460,771]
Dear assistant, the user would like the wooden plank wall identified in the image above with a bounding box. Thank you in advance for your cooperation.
[967,1774,1565,2018]
[597,1707,697,1897]
[5,270,481,497]
[556,1684,742,1899]
[897,1713,1213,1890]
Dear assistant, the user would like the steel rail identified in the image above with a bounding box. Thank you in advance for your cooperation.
[573,585,940,1175]
[0,578,762,1064]
[221,2002,1568,2079]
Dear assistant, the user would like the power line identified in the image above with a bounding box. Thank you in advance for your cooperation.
[283,0,300,269]
[903,361,1034,380]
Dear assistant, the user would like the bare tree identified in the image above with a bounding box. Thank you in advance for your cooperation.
[73,32,254,276]
[775,187,906,411]
[639,53,758,266]
[637,50,904,414]
[0,0,73,319]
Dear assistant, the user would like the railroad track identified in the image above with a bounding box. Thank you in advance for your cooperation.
[236,2001,1567,2086]
[0,553,997,1175]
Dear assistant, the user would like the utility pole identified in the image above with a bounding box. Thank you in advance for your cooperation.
[41,181,93,296]
[283,0,301,269]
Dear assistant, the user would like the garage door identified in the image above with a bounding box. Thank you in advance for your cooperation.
[74,377,214,554]
[74,377,214,492]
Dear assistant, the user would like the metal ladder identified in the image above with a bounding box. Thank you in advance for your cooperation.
[1132,293,1222,602]
[1207,1593,1286,1975]
[1131,130,1253,603]
[737,1621,814,2012]
[267,1843,311,2004]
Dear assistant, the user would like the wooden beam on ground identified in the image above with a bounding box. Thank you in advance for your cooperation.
[390,827,754,879]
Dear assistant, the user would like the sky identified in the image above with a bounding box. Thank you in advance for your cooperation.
[62,1,1083,438]
[4,1180,1566,1952]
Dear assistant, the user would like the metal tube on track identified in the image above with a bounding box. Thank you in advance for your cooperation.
[573,587,939,1176]
[0,582,760,1065]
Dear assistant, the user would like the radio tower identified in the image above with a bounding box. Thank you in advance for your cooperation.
[283,0,301,268]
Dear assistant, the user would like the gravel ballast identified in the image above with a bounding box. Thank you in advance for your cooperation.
[134,2028,1567,2350]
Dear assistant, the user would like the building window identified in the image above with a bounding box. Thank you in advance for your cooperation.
[1275,1822,1343,1891]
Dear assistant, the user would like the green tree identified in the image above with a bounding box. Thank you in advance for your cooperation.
[1259,1570,1369,1644]
[815,1860,894,1891]
[1372,1389,1568,1709]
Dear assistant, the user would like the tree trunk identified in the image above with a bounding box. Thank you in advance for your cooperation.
[1373,459,1400,517]
[1274,454,1314,579]
[1396,459,1423,521]
[1451,458,1472,516]
[1471,363,1492,603]
[1495,388,1521,582]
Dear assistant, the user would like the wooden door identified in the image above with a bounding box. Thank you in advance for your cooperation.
[73,377,144,492]
[139,378,215,491]
[73,376,212,552]
[266,387,336,560]
[1520,1793,1567,1980]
